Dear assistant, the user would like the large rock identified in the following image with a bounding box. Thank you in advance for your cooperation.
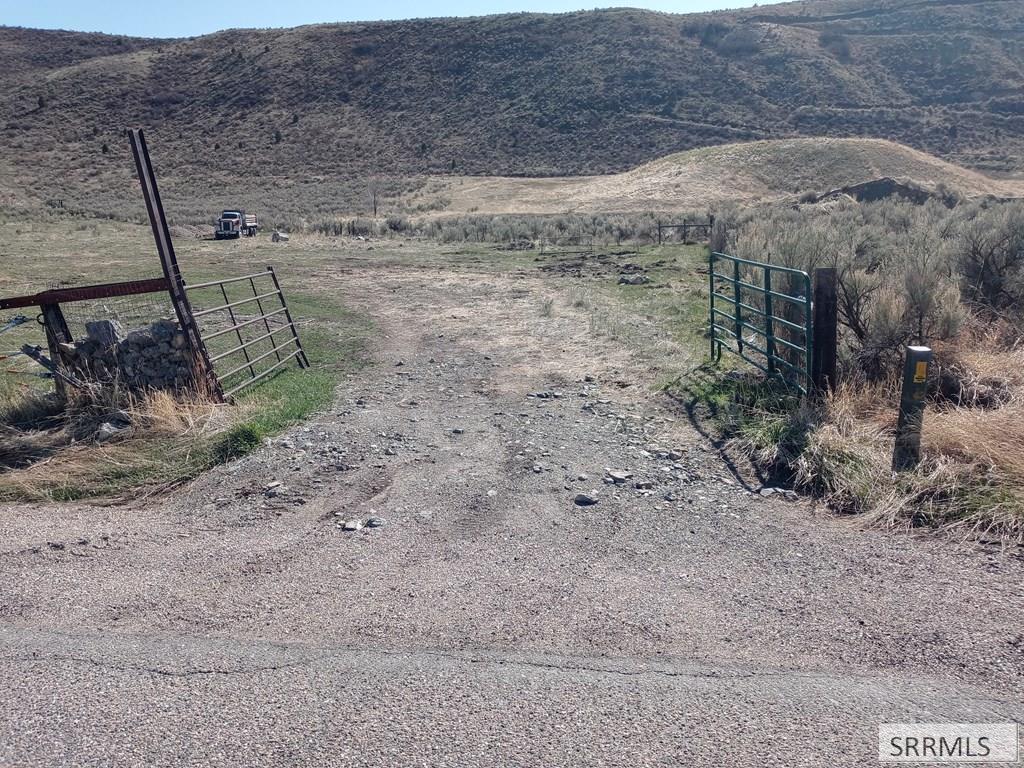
[85,320,125,348]
[95,422,125,443]
[126,328,156,347]
[150,319,178,342]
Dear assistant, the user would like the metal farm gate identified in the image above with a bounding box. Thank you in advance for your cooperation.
[183,268,309,399]
[709,251,828,395]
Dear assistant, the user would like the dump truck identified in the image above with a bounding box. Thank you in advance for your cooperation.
[215,210,259,239]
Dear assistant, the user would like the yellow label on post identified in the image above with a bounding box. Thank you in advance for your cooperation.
[913,361,928,383]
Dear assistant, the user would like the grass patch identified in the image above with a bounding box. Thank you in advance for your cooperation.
[568,243,708,378]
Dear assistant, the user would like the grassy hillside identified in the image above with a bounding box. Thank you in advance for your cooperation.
[1,0,1023,220]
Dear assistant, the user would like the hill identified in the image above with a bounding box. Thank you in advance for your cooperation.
[1,0,1023,220]
[428,138,1024,215]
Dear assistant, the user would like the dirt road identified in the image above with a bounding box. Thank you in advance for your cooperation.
[1,263,1022,766]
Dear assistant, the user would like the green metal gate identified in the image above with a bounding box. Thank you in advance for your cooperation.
[709,252,813,394]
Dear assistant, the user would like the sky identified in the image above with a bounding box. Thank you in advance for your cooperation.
[0,0,766,38]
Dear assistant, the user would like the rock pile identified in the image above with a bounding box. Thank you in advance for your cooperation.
[58,318,198,391]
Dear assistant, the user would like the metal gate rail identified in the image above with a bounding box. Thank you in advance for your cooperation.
[709,251,812,394]
[184,266,309,399]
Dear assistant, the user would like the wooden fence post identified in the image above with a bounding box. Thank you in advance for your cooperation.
[811,267,838,394]
[39,302,72,398]
[892,346,933,471]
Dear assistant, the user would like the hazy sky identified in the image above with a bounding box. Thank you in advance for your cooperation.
[1,0,766,38]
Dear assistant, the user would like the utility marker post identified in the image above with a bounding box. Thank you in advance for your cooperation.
[892,345,932,472]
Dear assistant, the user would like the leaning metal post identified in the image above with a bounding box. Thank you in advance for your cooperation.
[128,128,223,401]
[892,346,933,472]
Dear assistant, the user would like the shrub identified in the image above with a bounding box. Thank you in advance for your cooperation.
[819,29,852,62]
[725,198,1024,382]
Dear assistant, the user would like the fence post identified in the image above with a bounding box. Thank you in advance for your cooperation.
[892,346,932,472]
[811,267,838,394]
[763,270,776,375]
[39,302,72,399]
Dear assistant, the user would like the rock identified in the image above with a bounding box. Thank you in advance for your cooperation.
[667,449,684,460]
[759,486,799,500]
[451,428,464,435]
[150,319,177,341]
[106,408,131,426]
[384,445,398,456]
[95,422,124,443]
[617,274,650,286]
[343,519,363,531]
[573,494,598,506]
[634,480,654,490]
[606,470,632,484]
[532,464,543,473]
[365,517,385,528]
[126,328,156,347]
[85,320,125,347]
[487,489,498,497]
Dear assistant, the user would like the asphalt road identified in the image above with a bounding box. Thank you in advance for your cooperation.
[1,267,1022,766]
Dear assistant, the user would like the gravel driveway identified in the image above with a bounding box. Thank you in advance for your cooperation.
[1,264,1021,766]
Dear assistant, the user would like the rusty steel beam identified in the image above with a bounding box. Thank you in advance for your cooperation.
[0,278,170,311]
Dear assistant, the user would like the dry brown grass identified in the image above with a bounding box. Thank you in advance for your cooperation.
[0,385,237,501]
[927,404,1024,480]
[792,355,1024,543]
[431,139,1024,216]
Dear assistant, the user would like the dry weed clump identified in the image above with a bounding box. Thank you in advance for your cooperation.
[690,342,1024,543]
[0,382,235,501]
[789,366,1024,543]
